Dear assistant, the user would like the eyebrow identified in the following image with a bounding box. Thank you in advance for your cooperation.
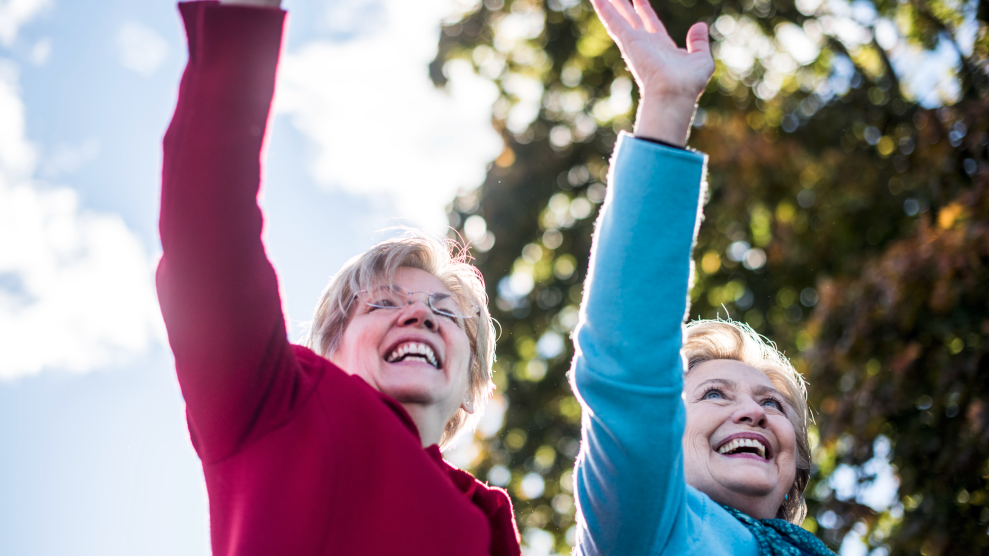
[695,379,785,398]
[373,284,453,298]
[753,384,795,408]
[694,378,737,391]
[752,384,783,397]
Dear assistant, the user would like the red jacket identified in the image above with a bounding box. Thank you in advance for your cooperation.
[156,3,520,555]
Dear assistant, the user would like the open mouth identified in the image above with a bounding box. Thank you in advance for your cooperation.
[715,435,772,460]
[385,340,441,369]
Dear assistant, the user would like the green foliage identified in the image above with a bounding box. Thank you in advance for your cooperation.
[435,1,989,553]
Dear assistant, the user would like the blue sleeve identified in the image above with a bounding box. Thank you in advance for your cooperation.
[569,132,706,555]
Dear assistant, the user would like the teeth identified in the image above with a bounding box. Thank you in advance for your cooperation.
[386,342,439,368]
[717,438,768,459]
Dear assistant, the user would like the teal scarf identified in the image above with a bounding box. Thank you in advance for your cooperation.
[720,505,836,556]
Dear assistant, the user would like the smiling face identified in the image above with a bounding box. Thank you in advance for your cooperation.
[682,359,798,519]
[330,267,474,445]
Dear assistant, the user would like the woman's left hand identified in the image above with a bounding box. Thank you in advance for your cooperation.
[590,0,715,146]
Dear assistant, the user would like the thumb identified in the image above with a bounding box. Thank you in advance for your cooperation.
[686,22,710,55]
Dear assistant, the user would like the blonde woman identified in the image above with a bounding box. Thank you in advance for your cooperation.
[569,1,834,554]
[157,1,519,554]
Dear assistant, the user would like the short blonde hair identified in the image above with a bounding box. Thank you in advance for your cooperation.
[682,319,811,524]
[304,230,496,449]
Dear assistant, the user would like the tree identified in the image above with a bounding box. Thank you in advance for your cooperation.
[434,0,989,553]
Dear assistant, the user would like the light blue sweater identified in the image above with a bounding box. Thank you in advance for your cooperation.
[570,133,760,555]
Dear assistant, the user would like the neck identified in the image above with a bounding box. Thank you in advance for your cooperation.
[401,403,447,448]
[718,493,783,521]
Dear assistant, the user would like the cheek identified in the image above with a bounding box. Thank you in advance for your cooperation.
[683,406,719,450]
[444,323,470,360]
[336,321,381,365]
[773,417,800,478]
[446,330,477,402]
[775,417,798,454]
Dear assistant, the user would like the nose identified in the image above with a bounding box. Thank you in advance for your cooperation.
[397,298,438,332]
[733,397,768,428]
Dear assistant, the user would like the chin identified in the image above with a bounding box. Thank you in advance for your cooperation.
[378,380,440,405]
[720,474,778,497]
[387,390,436,405]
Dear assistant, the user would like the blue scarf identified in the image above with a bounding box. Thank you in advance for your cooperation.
[720,505,836,556]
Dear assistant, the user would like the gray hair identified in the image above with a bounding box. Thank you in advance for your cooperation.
[304,230,496,449]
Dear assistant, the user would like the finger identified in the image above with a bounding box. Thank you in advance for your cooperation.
[631,0,668,36]
[590,0,635,36]
[686,22,711,55]
[608,0,644,30]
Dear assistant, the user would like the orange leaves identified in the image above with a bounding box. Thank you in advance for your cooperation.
[937,202,969,230]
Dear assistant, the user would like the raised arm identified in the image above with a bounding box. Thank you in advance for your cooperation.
[157,1,295,463]
[570,1,714,554]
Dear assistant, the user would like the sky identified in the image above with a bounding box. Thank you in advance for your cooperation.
[0,1,500,554]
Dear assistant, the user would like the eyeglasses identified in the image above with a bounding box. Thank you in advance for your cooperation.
[355,285,479,320]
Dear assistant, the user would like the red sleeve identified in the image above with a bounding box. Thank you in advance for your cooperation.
[157,1,301,463]
[477,487,522,556]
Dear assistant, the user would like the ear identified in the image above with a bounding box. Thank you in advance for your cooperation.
[461,398,475,415]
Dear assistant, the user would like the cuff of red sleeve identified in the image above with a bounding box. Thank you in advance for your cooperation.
[179,1,286,67]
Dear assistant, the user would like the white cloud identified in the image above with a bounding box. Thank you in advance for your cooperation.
[0,58,162,380]
[0,60,33,179]
[0,0,51,47]
[29,36,50,65]
[275,0,501,232]
[41,137,99,178]
[117,21,168,77]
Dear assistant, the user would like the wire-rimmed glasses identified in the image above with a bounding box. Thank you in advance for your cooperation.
[355,285,479,320]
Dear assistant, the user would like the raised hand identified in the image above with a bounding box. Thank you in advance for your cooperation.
[590,0,714,146]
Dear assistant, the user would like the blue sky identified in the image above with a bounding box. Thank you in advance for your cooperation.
[0,1,499,554]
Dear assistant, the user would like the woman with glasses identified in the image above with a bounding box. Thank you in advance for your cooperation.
[157,1,519,554]
[568,1,834,555]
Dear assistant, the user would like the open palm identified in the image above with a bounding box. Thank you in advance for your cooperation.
[592,0,714,101]
[591,0,714,144]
